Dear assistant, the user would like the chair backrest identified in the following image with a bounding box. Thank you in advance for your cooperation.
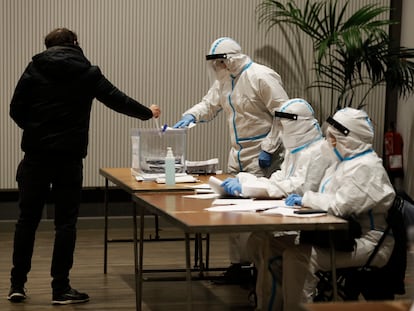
[401,196,414,229]
[381,195,408,295]
[314,195,412,301]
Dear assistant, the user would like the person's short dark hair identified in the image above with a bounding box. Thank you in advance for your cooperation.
[44,28,79,48]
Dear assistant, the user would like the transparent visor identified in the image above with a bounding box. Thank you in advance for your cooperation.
[326,116,350,136]
[325,127,336,143]
[206,53,229,84]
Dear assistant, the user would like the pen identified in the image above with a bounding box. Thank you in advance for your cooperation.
[294,209,327,214]
[256,206,278,213]
[154,118,160,129]
[153,118,162,137]
[162,123,168,132]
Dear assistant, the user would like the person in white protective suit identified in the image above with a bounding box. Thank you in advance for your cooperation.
[173,37,289,284]
[221,98,336,310]
[174,37,288,176]
[281,108,395,311]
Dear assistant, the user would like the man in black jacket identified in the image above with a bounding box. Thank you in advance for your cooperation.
[8,28,160,305]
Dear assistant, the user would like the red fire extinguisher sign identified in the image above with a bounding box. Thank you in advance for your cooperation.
[384,130,404,172]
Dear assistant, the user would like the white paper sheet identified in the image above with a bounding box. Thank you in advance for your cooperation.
[155,175,198,184]
[204,199,326,217]
[262,207,328,217]
[185,183,216,193]
[205,205,263,212]
[188,183,211,189]
[206,199,292,212]
[208,176,228,196]
[212,198,255,205]
[182,193,220,199]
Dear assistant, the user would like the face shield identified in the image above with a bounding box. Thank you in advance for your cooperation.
[326,116,350,136]
[275,98,322,150]
[325,108,373,160]
[325,116,351,161]
[205,53,230,84]
[205,37,242,85]
[275,111,313,125]
[331,108,374,144]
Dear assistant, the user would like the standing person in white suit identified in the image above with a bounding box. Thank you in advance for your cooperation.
[282,108,395,311]
[174,37,289,283]
[220,98,336,310]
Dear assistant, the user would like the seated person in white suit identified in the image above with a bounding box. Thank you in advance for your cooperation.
[221,98,336,310]
[281,108,395,311]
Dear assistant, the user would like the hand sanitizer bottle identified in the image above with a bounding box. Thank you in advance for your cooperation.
[165,147,175,186]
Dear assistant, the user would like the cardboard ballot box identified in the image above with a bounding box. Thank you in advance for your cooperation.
[131,128,187,178]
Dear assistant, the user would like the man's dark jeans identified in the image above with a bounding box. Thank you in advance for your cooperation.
[10,154,83,293]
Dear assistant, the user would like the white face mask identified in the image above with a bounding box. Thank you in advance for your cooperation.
[215,67,229,81]
[321,139,340,163]
[207,60,230,85]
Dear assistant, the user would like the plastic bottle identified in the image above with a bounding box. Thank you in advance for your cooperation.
[165,147,176,186]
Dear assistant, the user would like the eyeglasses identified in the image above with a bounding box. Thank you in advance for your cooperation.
[326,116,350,136]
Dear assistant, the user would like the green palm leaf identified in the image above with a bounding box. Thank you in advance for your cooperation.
[256,0,414,111]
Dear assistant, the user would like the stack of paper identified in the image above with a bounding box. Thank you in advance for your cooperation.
[204,199,326,217]
[205,199,288,212]
[155,175,198,184]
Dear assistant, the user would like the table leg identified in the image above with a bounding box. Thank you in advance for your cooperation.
[154,214,160,240]
[104,178,109,274]
[133,201,143,311]
[185,233,192,310]
[197,234,204,277]
[139,204,145,307]
[194,234,199,268]
[205,234,210,270]
[264,235,271,308]
[329,231,338,301]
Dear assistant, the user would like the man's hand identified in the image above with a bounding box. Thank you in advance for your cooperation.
[150,104,161,118]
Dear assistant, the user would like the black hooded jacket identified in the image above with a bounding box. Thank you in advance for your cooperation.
[10,45,153,158]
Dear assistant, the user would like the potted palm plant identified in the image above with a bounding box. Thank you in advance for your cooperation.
[256,0,414,115]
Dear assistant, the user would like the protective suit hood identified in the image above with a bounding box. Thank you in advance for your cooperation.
[206,37,251,81]
[327,108,374,159]
[277,98,322,150]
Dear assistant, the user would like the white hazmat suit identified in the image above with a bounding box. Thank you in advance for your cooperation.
[182,37,289,177]
[243,98,336,310]
[182,37,289,267]
[282,108,395,311]
[238,98,332,198]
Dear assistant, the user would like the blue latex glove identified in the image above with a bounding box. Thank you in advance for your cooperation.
[173,114,195,128]
[258,150,272,168]
[285,194,303,206]
[221,177,242,196]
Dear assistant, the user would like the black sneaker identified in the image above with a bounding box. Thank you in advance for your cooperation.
[7,286,26,302]
[52,287,89,305]
[213,263,255,286]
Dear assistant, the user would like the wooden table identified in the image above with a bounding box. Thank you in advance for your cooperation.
[99,167,231,273]
[131,192,348,311]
